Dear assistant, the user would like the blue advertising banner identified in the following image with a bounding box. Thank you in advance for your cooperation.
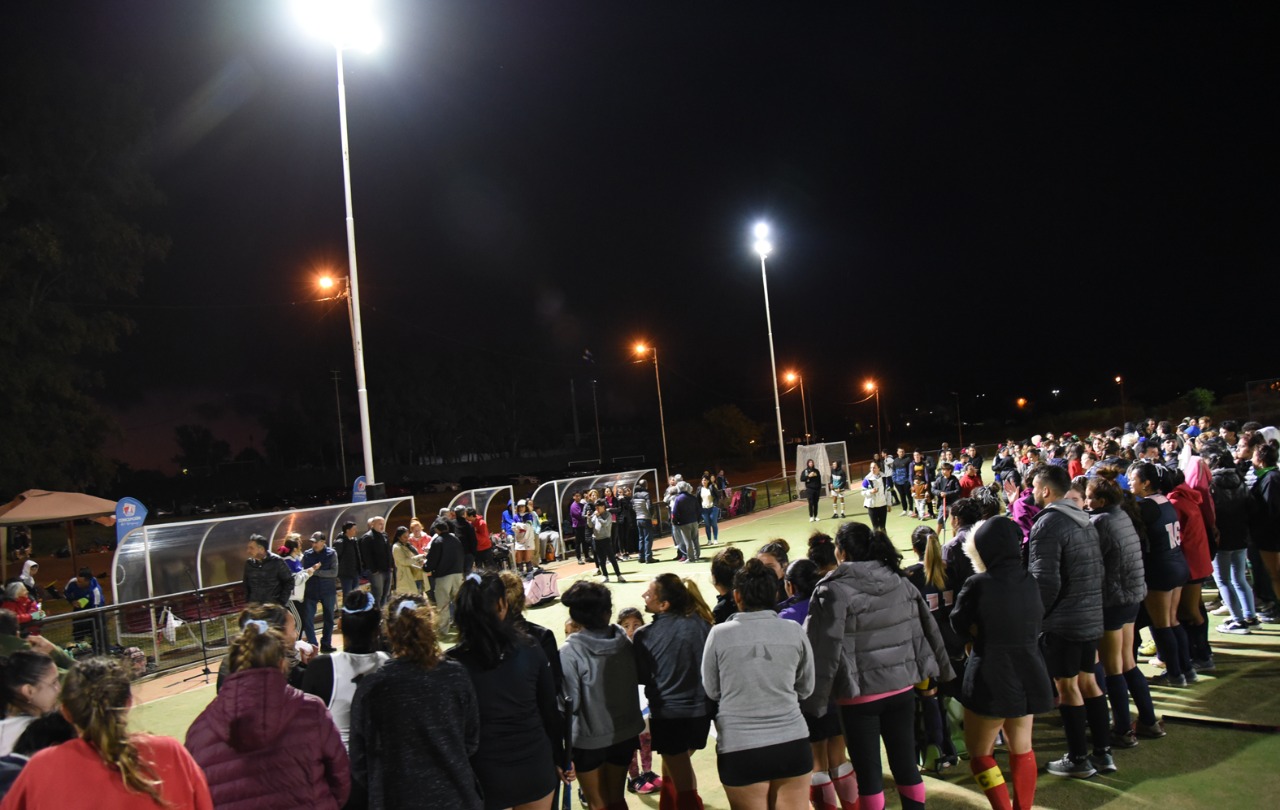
[352,476,368,503]
[115,497,148,544]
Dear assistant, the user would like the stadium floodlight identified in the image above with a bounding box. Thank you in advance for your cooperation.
[752,222,787,483]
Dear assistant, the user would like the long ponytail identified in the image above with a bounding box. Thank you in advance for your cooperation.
[61,657,165,806]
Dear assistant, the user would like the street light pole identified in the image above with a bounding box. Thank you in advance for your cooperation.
[1116,376,1126,425]
[785,372,811,444]
[754,224,787,484]
[636,344,670,482]
[865,381,882,456]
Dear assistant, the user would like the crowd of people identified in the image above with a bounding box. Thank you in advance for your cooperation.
[0,416,1274,809]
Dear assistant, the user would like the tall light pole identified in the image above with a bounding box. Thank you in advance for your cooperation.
[634,343,670,482]
[1116,375,1127,425]
[784,372,811,444]
[753,223,788,483]
[865,381,882,456]
[298,0,382,487]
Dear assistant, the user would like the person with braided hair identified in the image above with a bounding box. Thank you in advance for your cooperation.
[349,593,482,809]
[2,657,212,809]
[185,620,349,809]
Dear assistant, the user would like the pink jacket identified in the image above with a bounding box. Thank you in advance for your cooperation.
[185,667,349,810]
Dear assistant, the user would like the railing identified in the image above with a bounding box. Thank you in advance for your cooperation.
[29,582,247,680]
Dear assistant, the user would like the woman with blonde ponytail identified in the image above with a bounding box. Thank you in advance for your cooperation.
[185,621,349,809]
[2,657,212,809]
[349,592,483,809]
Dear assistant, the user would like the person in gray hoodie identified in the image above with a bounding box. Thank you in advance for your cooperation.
[804,522,954,810]
[1027,464,1107,779]
[632,481,655,564]
[559,581,644,810]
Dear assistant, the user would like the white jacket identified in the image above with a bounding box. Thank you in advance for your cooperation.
[861,473,887,509]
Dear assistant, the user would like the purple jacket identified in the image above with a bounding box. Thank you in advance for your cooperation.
[1010,488,1041,544]
[186,668,349,810]
[570,500,585,528]
[777,596,810,625]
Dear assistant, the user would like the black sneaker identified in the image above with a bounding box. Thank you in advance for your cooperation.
[1191,657,1215,672]
[1135,718,1167,739]
[1149,672,1186,687]
[1183,669,1200,685]
[1046,754,1096,778]
[1090,751,1117,774]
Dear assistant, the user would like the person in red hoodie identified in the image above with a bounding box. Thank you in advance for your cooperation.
[468,507,494,569]
[958,464,984,499]
[0,584,45,631]
[184,620,350,810]
[1167,471,1216,672]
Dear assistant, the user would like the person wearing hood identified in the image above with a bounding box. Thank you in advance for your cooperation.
[951,517,1053,810]
[16,563,38,601]
[1027,464,1108,779]
[1165,471,1215,671]
[804,522,955,810]
[185,620,349,810]
[1004,469,1040,544]
[1208,449,1258,633]
[559,581,644,810]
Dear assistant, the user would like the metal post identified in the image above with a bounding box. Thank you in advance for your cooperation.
[570,379,581,445]
[332,369,347,485]
[874,387,883,456]
[799,375,810,444]
[760,255,787,482]
[334,47,376,485]
[653,348,671,483]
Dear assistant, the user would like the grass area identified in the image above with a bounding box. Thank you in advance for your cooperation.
[128,491,1280,808]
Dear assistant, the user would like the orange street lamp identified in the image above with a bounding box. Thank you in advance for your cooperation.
[784,371,812,444]
[1115,375,1126,424]
[864,381,882,454]
[1017,397,1028,408]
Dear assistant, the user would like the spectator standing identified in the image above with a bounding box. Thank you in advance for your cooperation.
[243,534,294,609]
[333,521,363,597]
[589,500,625,582]
[633,575,713,810]
[801,460,823,522]
[671,481,701,563]
[469,508,494,570]
[301,533,339,653]
[391,526,426,594]
[703,559,815,809]
[633,481,655,564]
[349,595,482,810]
[893,448,913,516]
[830,461,850,519]
[932,465,962,532]
[425,520,465,636]
[699,476,721,546]
[1208,450,1257,632]
[359,517,393,607]
[861,462,888,532]
[185,620,349,810]
[570,492,590,564]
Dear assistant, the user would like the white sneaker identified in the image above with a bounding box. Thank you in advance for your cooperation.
[1210,605,1231,616]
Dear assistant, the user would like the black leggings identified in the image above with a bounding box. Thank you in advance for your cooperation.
[839,690,922,796]
[868,505,888,533]
[594,538,621,578]
[807,488,821,518]
[894,483,912,511]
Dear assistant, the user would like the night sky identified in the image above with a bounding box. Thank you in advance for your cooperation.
[8,2,1276,470]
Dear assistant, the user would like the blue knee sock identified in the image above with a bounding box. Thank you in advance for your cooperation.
[1124,667,1158,726]
[1172,624,1193,671]
[1152,627,1182,677]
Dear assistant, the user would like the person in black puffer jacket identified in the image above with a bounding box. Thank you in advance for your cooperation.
[1209,450,1257,631]
[1084,476,1159,748]
[952,516,1052,810]
[1027,465,1107,778]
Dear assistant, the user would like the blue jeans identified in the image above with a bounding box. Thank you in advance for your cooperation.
[636,519,653,562]
[302,578,337,648]
[1213,549,1256,622]
[701,507,719,542]
[339,575,360,596]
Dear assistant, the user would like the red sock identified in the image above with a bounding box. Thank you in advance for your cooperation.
[831,763,859,810]
[970,755,1011,810]
[658,776,677,810]
[1010,751,1038,810]
[811,776,839,810]
[675,789,703,810]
